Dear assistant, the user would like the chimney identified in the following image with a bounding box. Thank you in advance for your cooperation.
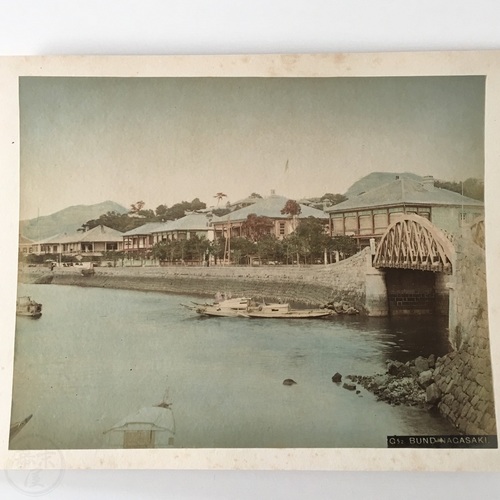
[395,175,400,180]
[422,175,435,190]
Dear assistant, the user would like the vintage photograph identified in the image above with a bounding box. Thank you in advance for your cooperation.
[5,57,497,460]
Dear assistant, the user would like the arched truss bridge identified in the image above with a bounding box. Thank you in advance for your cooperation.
[373,214,455,274]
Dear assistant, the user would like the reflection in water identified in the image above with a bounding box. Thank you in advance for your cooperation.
[11,284,456,450]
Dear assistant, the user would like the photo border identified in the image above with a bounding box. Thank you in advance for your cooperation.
[1,51,499,471]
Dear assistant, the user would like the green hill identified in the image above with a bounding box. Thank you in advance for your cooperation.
[345,172,423,198]
[20,201,128,241]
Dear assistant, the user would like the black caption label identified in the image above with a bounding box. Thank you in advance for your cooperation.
[387,435,498,449]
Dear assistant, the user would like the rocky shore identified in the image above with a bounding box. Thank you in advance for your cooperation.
[347,354,441,408]
[332,354,447,411]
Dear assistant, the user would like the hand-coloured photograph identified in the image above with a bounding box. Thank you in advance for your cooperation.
[1,53,499,470]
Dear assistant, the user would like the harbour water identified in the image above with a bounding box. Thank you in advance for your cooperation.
[10,283,457,450]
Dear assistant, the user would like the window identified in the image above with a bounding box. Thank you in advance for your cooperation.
[344,216,357,232]
[331,217,343,234]
[279,222,285,235]
[359,215,373,235]
[374,213,389,232]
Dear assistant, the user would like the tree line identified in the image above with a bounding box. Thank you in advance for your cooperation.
[151,216,357,266]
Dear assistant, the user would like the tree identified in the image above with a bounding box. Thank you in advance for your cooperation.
[330,235,357,259]
[434,177,484,201]
[214,192,227,206]
[155,204,169,217]
[241,214,274,242]
[152,241,168,262]
[320,193,348,206]
[190,198,207,211]
[129,200,145,214]
[184,235,210,262]
[282,234,303,265]
[78,210,145,233]
[250,192,262,199]
[462,178,484,201]
[229,237,256,265]
[281,200,302,264]
[294,217,330,264]
[212,207,231,217]
[281,199,302,219]
[256,235,283,264]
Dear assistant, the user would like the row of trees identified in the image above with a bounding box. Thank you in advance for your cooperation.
[434,177,484,201]
[150,217,357,266]
[78,198,208,233]
[77,191,348,234]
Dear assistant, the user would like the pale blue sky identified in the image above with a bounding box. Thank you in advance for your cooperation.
[19,76,485,219]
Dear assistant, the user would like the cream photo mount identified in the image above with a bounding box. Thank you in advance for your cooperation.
[0,52,499,471]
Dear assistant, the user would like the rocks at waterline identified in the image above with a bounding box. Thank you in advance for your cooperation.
[323,300,359,315]
[426,383,442,405]
[283,379,297,386]
[343,382,356,391]
[347,354,442,409]
[331,372,342,383]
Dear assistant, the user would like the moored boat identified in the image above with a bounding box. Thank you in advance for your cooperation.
[182,297,332,319]
[10,414,33,441]
[16,296,42,318]
[182,297,252,317]
[241,302,332,319]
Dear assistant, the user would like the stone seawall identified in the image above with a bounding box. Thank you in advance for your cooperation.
[19,248,370,310]
[433,231,496,435]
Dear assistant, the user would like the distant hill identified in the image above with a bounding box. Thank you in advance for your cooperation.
[345,172,423,198]
[19,201,128,241]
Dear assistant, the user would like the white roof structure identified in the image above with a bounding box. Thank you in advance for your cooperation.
[326,177,483,213]
[106,406,175,434]
[147,213,213,234]
[214,194,328,223]
[38,225,124,244]
[122,222,170,237]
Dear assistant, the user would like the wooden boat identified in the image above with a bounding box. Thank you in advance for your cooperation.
[241,302,332,319]
[10,414,33,441]
[16,296,42,318]
[182,297,332,319]
[181,297,252,317]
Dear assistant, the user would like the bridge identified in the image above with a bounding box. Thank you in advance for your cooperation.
[365,214,457,317]
[365,213,485,319]
[373,214,455,274]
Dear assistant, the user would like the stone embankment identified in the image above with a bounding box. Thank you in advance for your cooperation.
[438,228,496,435]
[343,227,497,436]
[19,249,369,311]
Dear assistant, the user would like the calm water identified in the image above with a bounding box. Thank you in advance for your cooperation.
[10,283,456,450]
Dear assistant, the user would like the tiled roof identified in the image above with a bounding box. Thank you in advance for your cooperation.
[151,213,213,233]
[122,222,170,236]
[41,225,124,244]
[19,235,35,245]
[214,195,327,223]
[78,225,124,242]
[326,177,484,213]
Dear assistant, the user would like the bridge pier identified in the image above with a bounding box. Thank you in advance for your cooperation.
[364,254,388,316]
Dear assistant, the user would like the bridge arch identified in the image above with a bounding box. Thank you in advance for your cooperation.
[373,214,455,274]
